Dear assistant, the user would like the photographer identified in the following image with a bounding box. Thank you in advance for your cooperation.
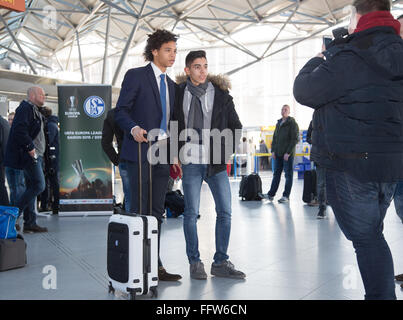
[293,0,403,300]
[39,107,59,215]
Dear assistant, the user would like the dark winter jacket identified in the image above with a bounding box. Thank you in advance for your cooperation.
[306,121,313,145]
[45,115,59,172]
[293,26,403,183]
[4,100,43,169]
[173,74,242,177]
[271,117,299,157]
[102,109,124,166]
[0,117,10,165]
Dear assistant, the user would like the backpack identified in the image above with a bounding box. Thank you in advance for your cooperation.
[165,190,185,217]
[239,173,263,201]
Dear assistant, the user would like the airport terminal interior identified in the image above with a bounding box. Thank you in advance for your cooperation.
[1,0,403,300]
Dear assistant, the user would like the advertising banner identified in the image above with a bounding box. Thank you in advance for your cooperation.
[0,0,25,12]
[57,85,113,216]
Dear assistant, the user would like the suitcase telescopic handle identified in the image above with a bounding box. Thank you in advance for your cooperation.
[138,134,152,216]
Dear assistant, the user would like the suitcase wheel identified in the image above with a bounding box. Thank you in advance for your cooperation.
[150,287,158,298]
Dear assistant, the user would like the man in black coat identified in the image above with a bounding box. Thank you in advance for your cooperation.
[293,0,403,300]
[101,109,128,209]
[173,50,244,280]
[0,115,10,206]
[4,87,48,233]
[39,107,59,215]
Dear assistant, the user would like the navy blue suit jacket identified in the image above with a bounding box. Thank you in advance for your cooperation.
[115,63,176,162]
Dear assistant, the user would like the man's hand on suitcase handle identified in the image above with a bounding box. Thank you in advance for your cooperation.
[131,126,148,143]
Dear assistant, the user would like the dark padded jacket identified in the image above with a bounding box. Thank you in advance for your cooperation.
[4,100,43,169]
[173,74,242,177]
[294,26,403,182]
[271,116,299,157]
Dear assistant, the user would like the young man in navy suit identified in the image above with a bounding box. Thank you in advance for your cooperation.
[115,30,182,281]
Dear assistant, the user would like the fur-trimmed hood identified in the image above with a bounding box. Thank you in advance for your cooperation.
[175,73,232,91]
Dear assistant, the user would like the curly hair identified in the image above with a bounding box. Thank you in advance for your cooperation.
[143,29,178,62]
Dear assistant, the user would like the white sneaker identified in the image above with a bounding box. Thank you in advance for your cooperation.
[278,196,289,203]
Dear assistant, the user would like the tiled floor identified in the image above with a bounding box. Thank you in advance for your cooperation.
[1,172,403,300]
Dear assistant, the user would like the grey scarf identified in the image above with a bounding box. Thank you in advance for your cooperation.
[186,77,209,136]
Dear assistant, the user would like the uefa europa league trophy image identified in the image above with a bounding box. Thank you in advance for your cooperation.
[72,159,90,189]
[69,96,75,109]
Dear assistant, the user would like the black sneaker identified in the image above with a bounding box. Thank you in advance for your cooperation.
[211,260,246,279]
[23,224,48,233]
[317,208,326,219]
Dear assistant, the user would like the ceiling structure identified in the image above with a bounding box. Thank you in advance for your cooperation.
[0,0,403,87]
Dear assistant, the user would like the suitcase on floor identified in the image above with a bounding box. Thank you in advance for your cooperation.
[107,140,158,300]
[0,234,27,272]
[302,169,317,203]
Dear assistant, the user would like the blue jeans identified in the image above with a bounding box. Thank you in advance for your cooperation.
[118,162,131,211]
[326,169,396,300]
[393,182,403,223]
[268,155,294,198]
[5,167,25,207]
[16,157,46,227]
[182,164,231,265]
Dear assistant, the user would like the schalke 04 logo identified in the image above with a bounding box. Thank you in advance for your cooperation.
[83,96,105,118]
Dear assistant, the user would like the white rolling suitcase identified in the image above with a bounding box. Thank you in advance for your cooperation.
[107,140,159,300]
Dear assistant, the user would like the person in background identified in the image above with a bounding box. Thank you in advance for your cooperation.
[306,120,327,219]
[5,112,25,208]
[101,108,127,210]
[0,115,10,205]
[39,107,60,215]
[259,139,269,170]
[266,104,299,203]
[4,86,48,233]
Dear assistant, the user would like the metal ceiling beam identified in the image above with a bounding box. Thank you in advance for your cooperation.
[184,20,260,59]
[141,0,188,19]
[49,0,89,12]
[102,6,111,84]
[23,26,61,41]
[261,3,299,58]
[246,0,262,22]
[53,2,105,53]
[0,15,37,74]
[112,0,148,86]
[76,31,85,82]
[0,44,52,69]
[98,0,138,18]
[26,8,87,14]
[226,25,333,76]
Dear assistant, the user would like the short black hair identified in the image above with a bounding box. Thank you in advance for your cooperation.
[143,29,178,62]
[185,50,207,68]
[353,0,391,15]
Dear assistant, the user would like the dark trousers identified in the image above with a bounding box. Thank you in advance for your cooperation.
[316,164,327,209]
[0,165,9,206]
[17,156,46,227]
[125,160,170,268]
[40,171,60,211]
[268,156,294,198]
[326,169,396,300]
